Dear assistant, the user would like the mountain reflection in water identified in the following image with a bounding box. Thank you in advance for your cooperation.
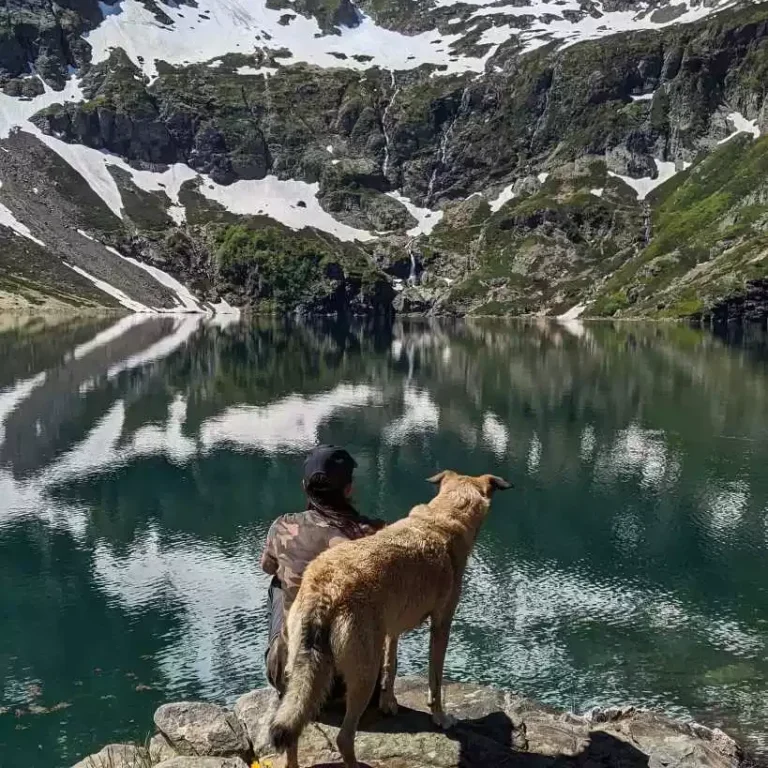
[1,315,767,767]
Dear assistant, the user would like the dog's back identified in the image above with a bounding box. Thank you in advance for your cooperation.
[294,507,459,639]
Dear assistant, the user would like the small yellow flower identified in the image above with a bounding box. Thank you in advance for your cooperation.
[251,760,273,768]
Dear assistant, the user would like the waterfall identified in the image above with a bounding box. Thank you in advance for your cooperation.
[643,201,652,244]
[407,238,418,285]
[382,71,400,181]
[426,86,471,203]
[262,71,272,136]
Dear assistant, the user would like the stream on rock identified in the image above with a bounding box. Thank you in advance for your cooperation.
[1,316,767,767]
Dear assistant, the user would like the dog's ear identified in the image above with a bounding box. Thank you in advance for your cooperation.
[480,474,513,495]
[427,470,449,485]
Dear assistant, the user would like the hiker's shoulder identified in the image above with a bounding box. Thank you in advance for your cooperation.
[270,509,328,537]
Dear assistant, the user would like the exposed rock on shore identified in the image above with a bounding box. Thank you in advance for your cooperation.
[72,676,744,768]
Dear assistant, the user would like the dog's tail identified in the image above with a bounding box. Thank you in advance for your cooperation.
[269,603,335,753]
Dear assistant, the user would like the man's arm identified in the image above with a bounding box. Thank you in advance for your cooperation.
[260,519,280,575]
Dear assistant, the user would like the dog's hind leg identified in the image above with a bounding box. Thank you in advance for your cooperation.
[428,612,458,730]
[286,741,299,768]
[379,634,399,715]
[336,655,381,768]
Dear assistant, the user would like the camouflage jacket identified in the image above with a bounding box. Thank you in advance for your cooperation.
[260,508,384,619]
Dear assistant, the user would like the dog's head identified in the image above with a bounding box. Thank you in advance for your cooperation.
[427,470,513,499]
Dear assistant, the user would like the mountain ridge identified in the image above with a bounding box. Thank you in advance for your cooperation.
[2,0,768,320]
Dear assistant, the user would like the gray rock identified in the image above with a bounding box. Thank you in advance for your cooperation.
[253,677,743,768]
[232,688,279,757]
[154,702,249,758]
[72,743,149,768]
[149,733,177,764]
[155,760,248,768]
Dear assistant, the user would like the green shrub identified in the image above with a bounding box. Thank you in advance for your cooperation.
[214,224,324,307]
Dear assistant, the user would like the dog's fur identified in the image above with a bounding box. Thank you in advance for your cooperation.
[268,470,512,768]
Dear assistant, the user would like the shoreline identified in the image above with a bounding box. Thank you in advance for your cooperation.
[72,677,746,768]
[0,308,749,325]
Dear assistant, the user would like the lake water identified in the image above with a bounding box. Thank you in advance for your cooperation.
[1,315,768,767]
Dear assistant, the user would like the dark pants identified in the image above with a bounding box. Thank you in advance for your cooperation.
[265,577,288,694]
[264,578,380,705]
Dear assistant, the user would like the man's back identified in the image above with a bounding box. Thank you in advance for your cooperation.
[261,508,382,617]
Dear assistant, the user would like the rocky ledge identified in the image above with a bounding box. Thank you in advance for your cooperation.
[73,677,744,768]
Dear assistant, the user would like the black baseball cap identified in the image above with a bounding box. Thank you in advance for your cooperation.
[303,445,357,490]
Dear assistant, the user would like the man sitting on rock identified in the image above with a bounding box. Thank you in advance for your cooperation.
[260,445,385,698]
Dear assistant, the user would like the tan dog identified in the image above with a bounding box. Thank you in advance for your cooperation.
[268,470,512,768]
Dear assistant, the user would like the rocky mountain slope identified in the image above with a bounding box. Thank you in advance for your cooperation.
[2,0,768,319]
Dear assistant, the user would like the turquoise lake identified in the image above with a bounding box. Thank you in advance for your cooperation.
[1,316,767,767]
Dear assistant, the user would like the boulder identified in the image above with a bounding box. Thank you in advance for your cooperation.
[235,677,743,768]
[72,743,149,768]
[233,688,280,757]
[149,732,177,764]
[154,701,249,758]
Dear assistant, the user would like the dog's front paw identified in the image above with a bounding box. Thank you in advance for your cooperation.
[431,711,457,730]
[379,690,399,716]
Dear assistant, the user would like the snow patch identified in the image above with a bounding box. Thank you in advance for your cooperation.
[515,0,725,55]
[489,182,516,213]
[0,76,83,141]
[386,191,443,237]
[201,176,374,241]
[727,111,761,138]
[65,262,152,312]
[630,92,655,101]
[558,303,586,320]
[719,111,761,144]
[0,182,46,247]
[236,66,277,76]
[118,162,199,223]
[608,159,688,200]
[0,77,133,219]
[590,188,604,198]
[207,298,240,316]
[105,245,202,311]
[167,205,186,225]
[537,171,549,183]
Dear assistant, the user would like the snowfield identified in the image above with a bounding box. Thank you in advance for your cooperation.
[85,0,749,78]
[86,0,485,78]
